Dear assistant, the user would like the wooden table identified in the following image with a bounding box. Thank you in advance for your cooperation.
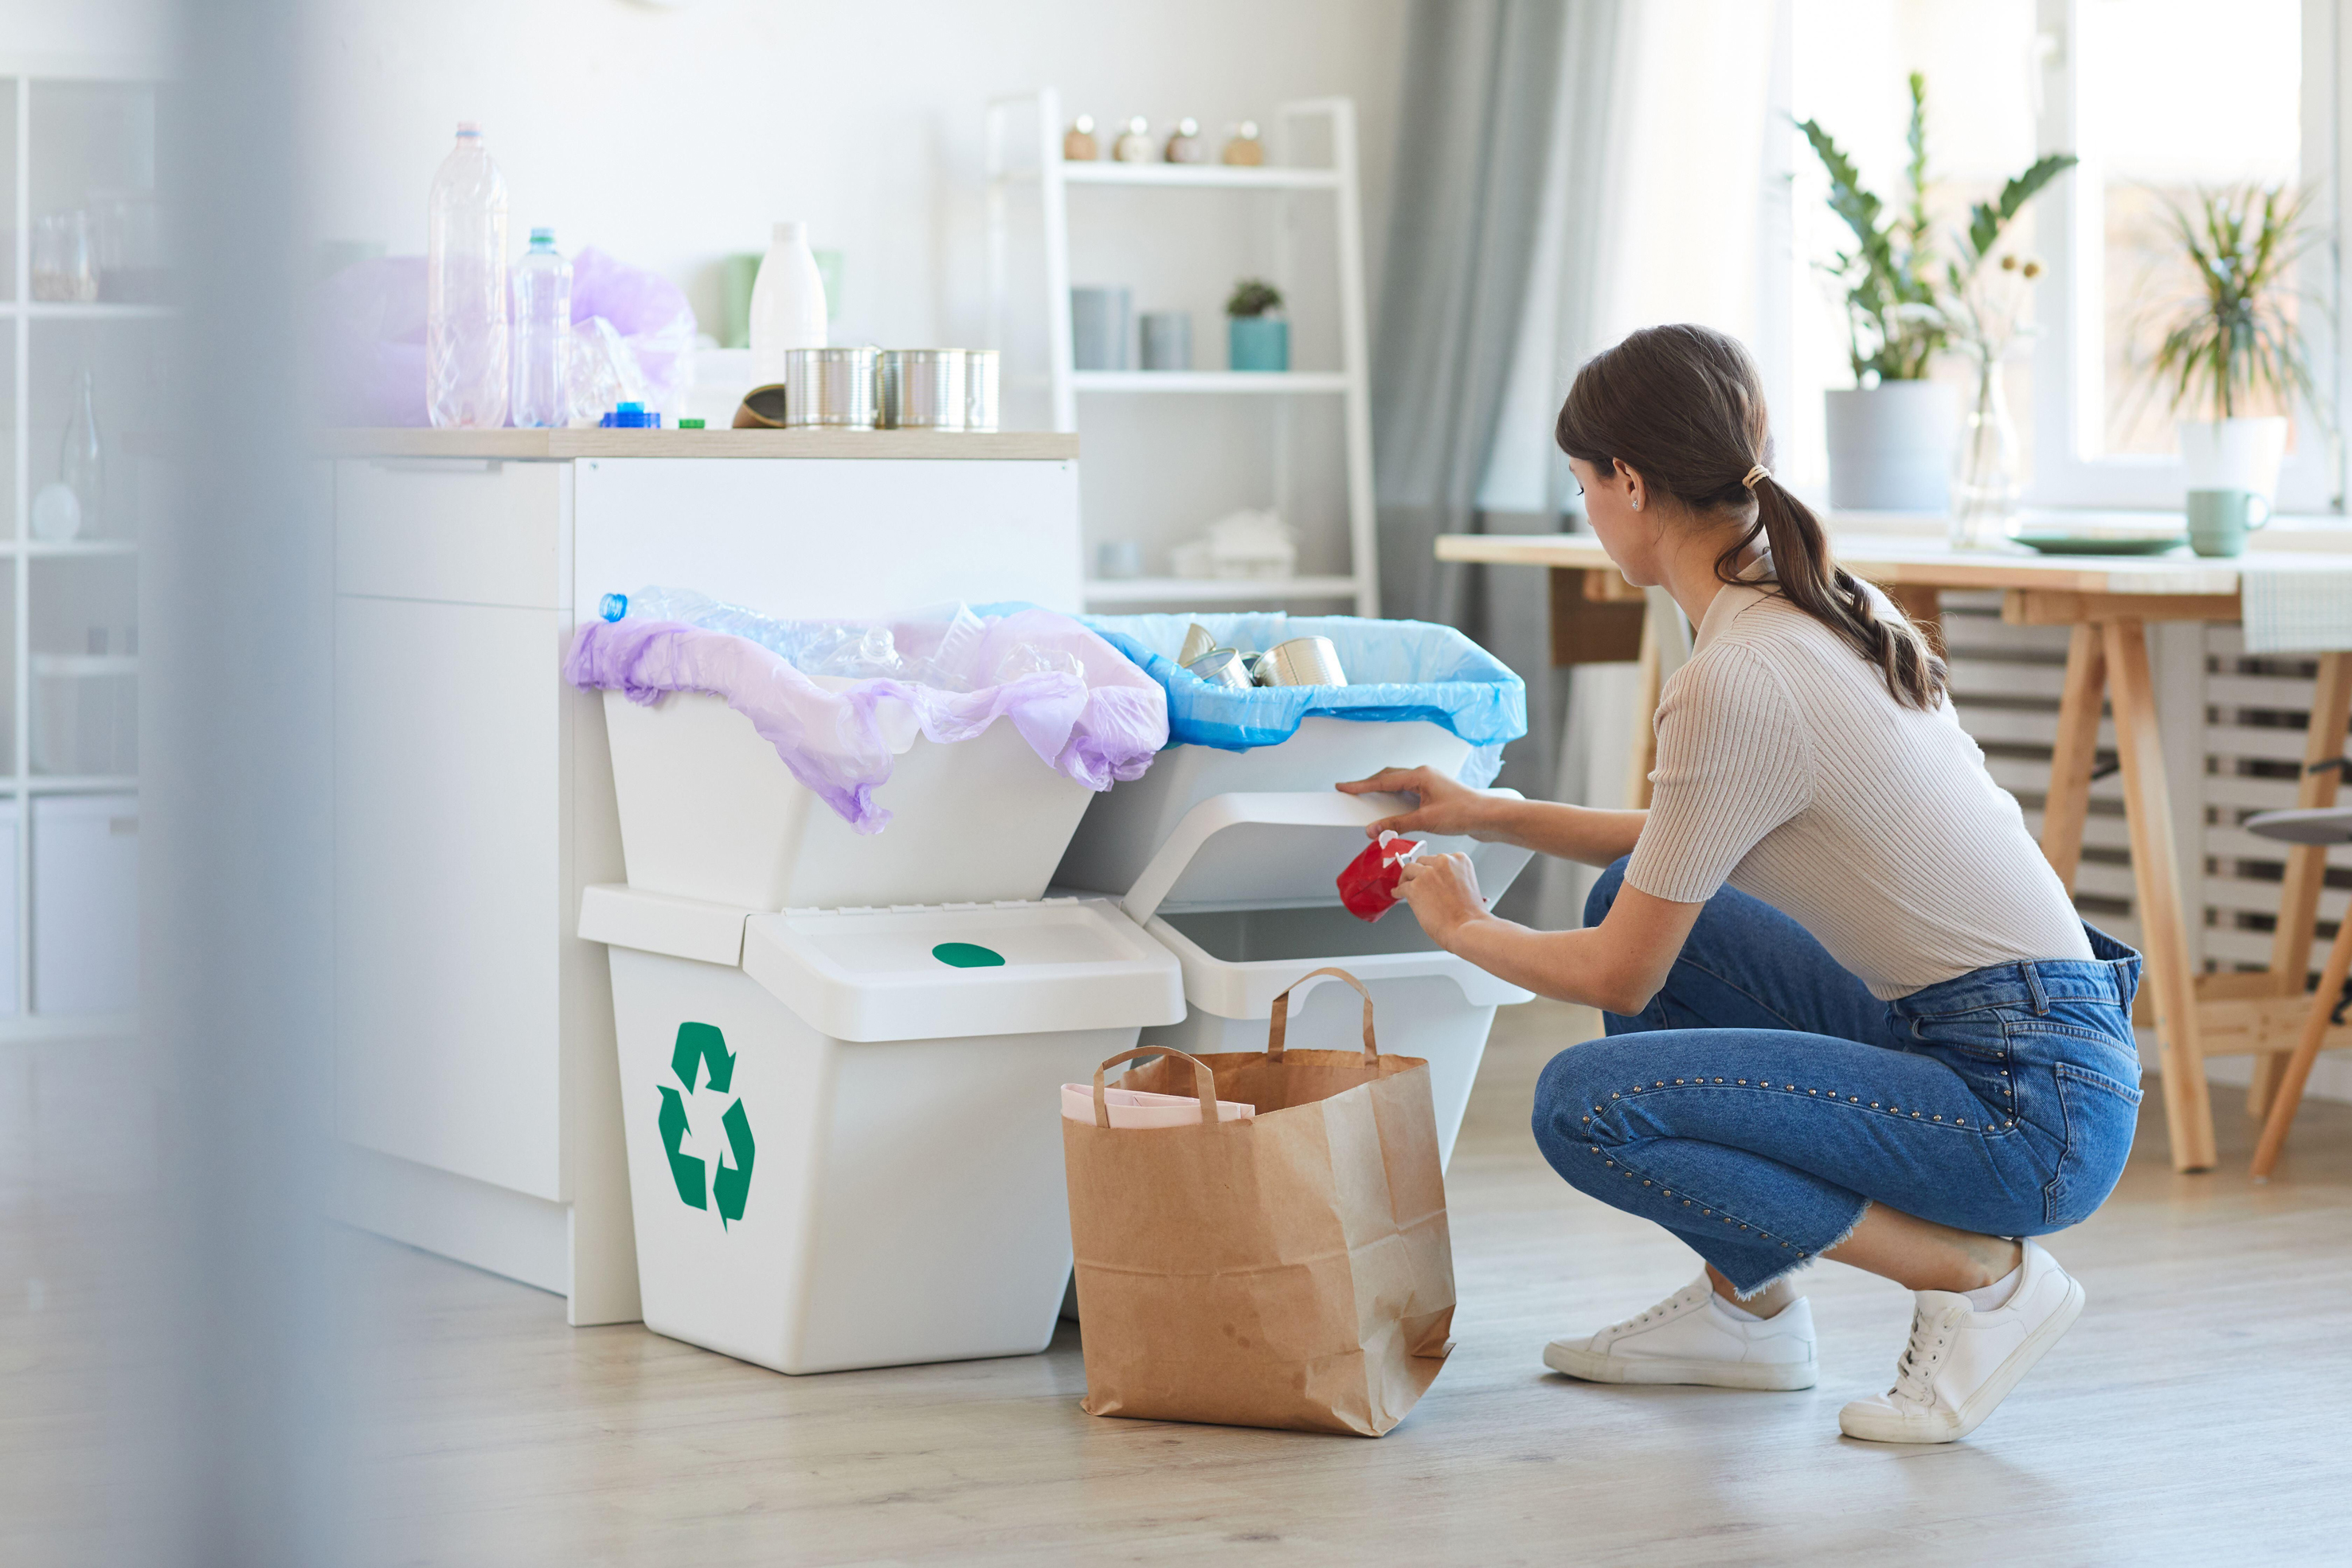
[1438,531,2352,1174]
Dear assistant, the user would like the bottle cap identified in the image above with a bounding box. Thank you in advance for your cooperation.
[456,120,482,137]
[599,592,628,623]
[617,401,644,413]
[529,226,554,246]
[773,221,808,246]
[679,418,706,428]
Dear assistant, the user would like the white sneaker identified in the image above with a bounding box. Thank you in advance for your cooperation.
[1544,1273,1818,1390]
[1838,1240,2086,1444]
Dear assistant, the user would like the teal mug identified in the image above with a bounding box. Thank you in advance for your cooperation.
[2186,487,2271,557]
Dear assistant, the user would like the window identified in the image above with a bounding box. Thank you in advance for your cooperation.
[1781,0,2339,513]
[2036,0,2332,510]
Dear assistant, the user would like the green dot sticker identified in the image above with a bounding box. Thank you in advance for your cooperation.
[932,941,1005,968]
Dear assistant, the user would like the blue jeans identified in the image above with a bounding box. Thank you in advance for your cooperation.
[1531,858,2145,1295]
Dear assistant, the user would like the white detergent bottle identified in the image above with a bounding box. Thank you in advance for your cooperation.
[749,220,828,382]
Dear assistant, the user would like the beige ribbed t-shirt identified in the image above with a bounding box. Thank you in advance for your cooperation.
[1622,578,2092,999]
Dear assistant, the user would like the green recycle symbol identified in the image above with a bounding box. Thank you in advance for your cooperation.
[656,1022,755,1227]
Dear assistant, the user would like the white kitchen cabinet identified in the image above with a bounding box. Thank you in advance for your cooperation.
[322,428,1081,1326]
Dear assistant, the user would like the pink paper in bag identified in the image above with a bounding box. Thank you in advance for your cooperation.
[1338,831,1421,921]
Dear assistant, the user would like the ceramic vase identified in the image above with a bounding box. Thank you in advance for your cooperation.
[1825,381,1958,513]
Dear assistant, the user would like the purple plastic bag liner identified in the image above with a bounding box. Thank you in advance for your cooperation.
[311,248,695,426]
[565,608,1168,834]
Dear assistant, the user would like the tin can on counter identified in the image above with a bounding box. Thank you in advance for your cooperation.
[1258,635,1347,687]
[879,350,966,430]
[1183,647,1253,690]
[784,346,879,428]
[961,350,1000,432]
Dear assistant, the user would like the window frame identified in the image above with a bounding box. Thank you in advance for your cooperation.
[2028,0,2344,513]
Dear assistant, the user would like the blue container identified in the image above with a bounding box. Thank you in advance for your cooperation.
[1227,315,1289,372]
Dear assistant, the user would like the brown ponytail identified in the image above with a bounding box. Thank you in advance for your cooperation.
[1555,323,1947,710]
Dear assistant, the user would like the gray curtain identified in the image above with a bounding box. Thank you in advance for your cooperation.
[1371,0,1569,626]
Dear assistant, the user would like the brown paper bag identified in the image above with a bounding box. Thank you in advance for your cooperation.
[1061,967,1454,1437]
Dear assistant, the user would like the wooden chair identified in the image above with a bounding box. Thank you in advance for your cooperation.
[2241,804,2352,1177]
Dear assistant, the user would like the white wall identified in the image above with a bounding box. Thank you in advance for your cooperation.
[297,0,1405,353]
[297,0,1407,574]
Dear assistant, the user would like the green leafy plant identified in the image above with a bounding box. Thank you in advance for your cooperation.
[1226,278,1284,318]
[2135,184,2323,420]
[1797,72,2074,383]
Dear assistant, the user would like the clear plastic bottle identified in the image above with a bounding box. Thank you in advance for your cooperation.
[748,221,828,383]
[426,122,511,428]
[510,228,572,428]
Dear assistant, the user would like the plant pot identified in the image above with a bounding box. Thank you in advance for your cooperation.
[2178,416,2287,503]
[1227,315,1289,373]
[1825,382,1958,513]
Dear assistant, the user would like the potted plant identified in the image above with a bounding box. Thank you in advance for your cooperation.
[1227,277,1287,372]
[1799,74,2072,512]
[2135,185,2322,506]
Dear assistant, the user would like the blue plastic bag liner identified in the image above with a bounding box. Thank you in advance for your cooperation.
[1082,613,1524,783]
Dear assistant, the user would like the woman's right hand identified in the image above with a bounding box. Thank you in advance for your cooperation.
[1335,765,1489,839]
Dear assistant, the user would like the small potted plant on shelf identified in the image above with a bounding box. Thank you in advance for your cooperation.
[1799,73,2073,513]
[1227,277,1288,372]
[2132,184,2324,530]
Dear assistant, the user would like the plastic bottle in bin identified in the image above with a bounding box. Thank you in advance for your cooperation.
[426,122,511,428]
[510,228,572,428]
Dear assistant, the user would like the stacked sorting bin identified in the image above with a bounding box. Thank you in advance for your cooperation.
[581,885,1179,1374]
[579,611,1184,1375]
[1064,614,1535,1170]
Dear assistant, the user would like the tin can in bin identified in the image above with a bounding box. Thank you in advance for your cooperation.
[1184,647,1252,690]
[1259,636,1346,687]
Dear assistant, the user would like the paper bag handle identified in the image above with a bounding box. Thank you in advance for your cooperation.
[1091,1046,1221,1128]
[1266,967,1377,1065]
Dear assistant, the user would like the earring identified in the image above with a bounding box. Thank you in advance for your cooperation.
[1632,498,1642,511]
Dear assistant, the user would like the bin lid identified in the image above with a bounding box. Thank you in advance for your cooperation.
[742,897,1184,1043]
[1120,789,1536,923]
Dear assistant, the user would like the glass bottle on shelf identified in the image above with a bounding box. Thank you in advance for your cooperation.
[61,366,106,539]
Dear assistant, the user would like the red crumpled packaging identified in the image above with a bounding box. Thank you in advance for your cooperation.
[1337,831,1422,922]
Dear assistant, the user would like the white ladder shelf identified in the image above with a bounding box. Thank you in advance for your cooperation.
[984,88,1379,617]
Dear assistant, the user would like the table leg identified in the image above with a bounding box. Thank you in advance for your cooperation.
[1626,605,1661,811]
[2251,913,2352,1179]
[2252,650,2352,1116]
[2041,624,2107,897]
[2103,620,2217,1173]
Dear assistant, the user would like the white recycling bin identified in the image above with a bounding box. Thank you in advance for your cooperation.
[1113,788,1535,1170]
[580,883,1183,1374]
[1055,715,1474,900]
[605,690,1098,911]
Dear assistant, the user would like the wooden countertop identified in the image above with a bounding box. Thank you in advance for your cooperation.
[1434,530,2352,595]
[313,428,1080,461]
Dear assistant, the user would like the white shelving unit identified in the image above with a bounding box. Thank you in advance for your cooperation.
[0,67,162,1039]
[984,88,1379,616]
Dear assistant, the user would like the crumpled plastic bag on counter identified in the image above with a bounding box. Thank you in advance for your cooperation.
[565,595,1168,834]
[311,247,696,426]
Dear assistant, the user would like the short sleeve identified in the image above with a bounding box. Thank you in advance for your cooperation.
[1623,645,1812,905]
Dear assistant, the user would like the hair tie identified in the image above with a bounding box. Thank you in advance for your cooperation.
[1741,463,1771,490]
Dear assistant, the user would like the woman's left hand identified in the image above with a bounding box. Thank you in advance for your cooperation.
[1396,852,1490,946]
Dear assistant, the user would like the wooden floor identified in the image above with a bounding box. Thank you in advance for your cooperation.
[10,1008,2352,1564]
